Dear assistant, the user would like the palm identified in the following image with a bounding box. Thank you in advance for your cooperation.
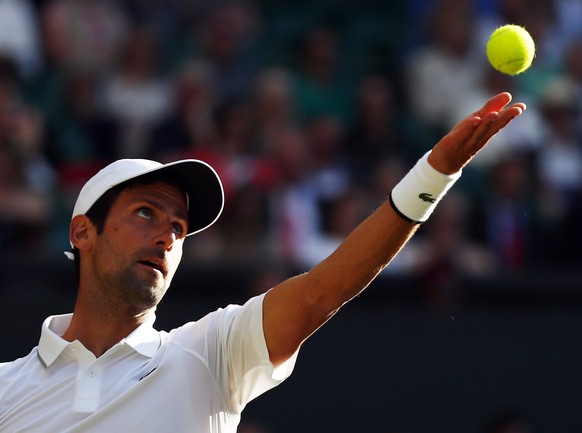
[429,92,527,174]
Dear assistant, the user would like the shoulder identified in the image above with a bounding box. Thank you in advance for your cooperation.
[0,348,40,391]
[162,294,266,350]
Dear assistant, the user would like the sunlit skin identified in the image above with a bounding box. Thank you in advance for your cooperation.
[63,181,189,356]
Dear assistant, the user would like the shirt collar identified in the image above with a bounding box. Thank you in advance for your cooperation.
[37,314,72,368]
[37,313,161,368]
[122,314,160,358]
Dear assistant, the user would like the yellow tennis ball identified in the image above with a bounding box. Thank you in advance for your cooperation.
[486,24,535,75]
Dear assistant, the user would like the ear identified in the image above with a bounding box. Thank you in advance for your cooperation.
[70,215,95,253]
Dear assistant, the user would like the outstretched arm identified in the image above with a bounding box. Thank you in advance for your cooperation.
[263,92,526,366]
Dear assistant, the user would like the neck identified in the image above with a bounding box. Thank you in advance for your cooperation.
[63,297,154,358]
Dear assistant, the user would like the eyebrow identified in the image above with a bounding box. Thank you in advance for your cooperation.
[141,198,189,225]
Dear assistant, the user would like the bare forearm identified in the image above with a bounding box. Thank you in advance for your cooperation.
[264,201,417,365]
[304,201,417,311]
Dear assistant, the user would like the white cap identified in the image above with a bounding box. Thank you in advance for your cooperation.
[65,158,224,259]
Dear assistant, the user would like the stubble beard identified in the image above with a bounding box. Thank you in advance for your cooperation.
[115,265,168,313]
[96,253,171,316]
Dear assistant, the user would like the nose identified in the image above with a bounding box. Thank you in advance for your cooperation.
[154,222,177,252]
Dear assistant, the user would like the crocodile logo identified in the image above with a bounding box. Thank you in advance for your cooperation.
[418,193,436,203]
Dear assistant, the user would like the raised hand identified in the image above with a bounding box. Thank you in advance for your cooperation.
[428,92,527,174]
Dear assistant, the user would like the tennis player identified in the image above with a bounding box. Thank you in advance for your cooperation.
[0,93,525,432]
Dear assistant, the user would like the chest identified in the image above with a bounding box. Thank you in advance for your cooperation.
[0,350,235,433]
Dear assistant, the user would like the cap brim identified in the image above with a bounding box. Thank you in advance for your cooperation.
[154,159,224,236]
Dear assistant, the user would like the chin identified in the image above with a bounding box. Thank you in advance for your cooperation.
[117,275,168,312]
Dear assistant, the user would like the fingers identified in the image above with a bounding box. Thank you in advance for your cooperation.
[472,111,504,147]
[473,102,526,148]
[448,93,524,140]
[428,97,526,174]
[475,93,526,126]
[474,92,513,117]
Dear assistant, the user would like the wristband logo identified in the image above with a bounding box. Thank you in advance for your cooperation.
[418,192,436,203]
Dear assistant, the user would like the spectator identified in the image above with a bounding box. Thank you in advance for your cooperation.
[294,185,372,270]
[42,0,128,75]
[218,183,273,266]
[405,0,485,139]
[43,69,121,174]
[195,97,259,196]
[533,77,582,265]
[535,77,582,205]
[509,0,564,101]
[252,67,298,153]
[101,24,172,157]
[0,0,42,79]
[306,115,351,204]
[344,73,420,186]
[404,191,497,305]
[0,93,54,253]
[479,155,541,271]
[266,126,317,267]
[184,2,262,105]
[291,27,354,124]
[148,59,217,162]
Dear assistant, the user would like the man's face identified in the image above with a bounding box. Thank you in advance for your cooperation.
[88,181,189,314]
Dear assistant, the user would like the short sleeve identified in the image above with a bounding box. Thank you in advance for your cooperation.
[167,294,299,414]
[226,294,298,407]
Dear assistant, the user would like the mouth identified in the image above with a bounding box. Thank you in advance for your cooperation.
[138,258,166,276]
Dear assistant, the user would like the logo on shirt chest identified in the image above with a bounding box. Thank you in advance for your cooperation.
[138,367,158,381]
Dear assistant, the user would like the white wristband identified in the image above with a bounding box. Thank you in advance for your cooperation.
[389,151,462,223]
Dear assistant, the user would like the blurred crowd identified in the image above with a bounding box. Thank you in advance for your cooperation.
[3,0,582,296]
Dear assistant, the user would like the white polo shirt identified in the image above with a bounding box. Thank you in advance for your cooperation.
[0,294,297,433]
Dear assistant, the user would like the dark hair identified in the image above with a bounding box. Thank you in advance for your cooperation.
[71,183,125,278]
[71,171,187,281]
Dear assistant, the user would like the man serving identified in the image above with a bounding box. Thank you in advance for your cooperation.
[0,93,525,432]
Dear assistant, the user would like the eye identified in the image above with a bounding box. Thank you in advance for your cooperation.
[172,222,185,237]
[137,208,153,220]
